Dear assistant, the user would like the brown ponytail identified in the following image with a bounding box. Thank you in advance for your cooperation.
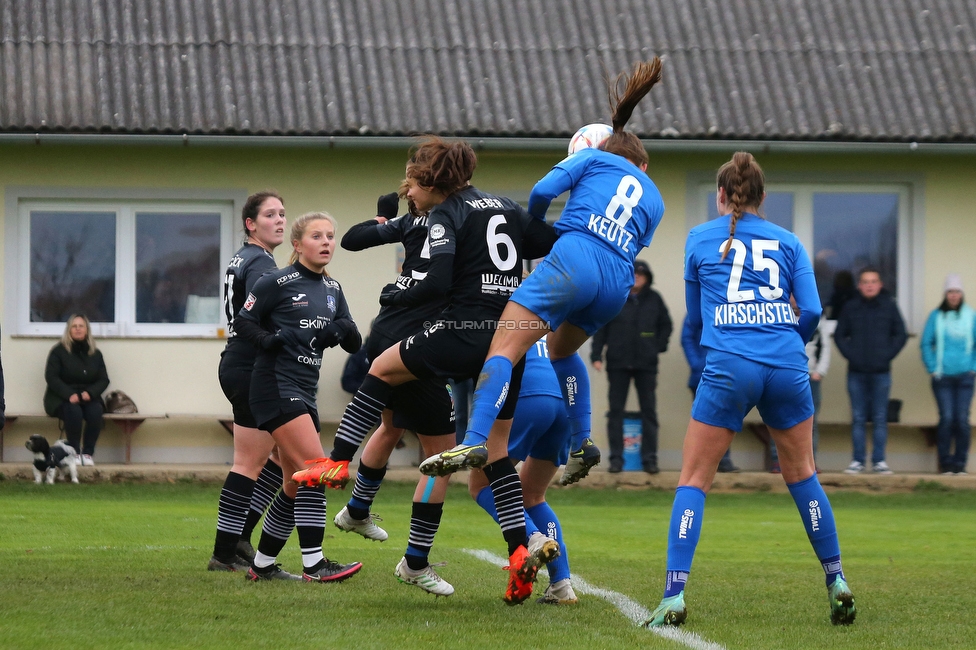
[716,152,765,260]
[599,58,663,168]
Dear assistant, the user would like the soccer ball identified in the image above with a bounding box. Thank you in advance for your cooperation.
[568,123,614,155]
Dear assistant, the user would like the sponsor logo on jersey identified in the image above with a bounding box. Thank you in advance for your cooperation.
[587,214,635,252]
[243,293,256,311]
[297,355,322,367]
[430,224,446,239]
[465,197,504,210]
[713,302,798,327]
[678,508,695,539]
[277,271,300,285]
[291,293,306,301]
[327,295,337,313]
[481,273,520,295]
[290,397,301,402]
[300,316,332,329]
[808,499,822,532]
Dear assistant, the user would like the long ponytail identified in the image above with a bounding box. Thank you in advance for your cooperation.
[717,152,765,261]
[599,58,663,168]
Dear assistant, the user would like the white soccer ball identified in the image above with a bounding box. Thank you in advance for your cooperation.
[568,123,614,155]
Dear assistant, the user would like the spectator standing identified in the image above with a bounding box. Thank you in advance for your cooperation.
[834,267,907,475]
[680,316,738,473]
[920,273,975,475]
[43,314,110,465]
[591,260,672,474]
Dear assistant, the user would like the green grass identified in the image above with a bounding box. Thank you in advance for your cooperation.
[1,480,974,649]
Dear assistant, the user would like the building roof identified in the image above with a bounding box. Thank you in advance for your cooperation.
[2,0,975,142]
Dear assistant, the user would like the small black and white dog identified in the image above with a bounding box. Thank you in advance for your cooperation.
[25,435,79,484]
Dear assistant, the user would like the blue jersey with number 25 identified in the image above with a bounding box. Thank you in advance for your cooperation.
[528,148,664,264]
[685,212,820,371]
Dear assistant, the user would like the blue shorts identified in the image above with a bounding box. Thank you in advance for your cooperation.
[511,235,633,336]
[508,394,571,466]
[691,350,813,432]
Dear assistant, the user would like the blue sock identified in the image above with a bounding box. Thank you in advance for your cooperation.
[475,486,498,521]
[550,353,591,450]
[527,501,570,583]
[787,474,845,586]
[475,487,538,536]
[664,485,707,597]
[462,356,513,446]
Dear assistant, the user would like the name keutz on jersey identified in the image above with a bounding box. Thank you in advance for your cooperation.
[586,176,644,252]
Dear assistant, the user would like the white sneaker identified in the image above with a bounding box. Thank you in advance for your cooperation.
[527,532,560,566]
[843,461,864,474]
[81,454,95,467]
[333,506,388,541]
[872,461,893,475]
[394,557,454,596]
[537,578,578,605]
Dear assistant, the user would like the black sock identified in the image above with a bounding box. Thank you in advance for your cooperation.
[483,458,526,556]
[295,485,327,570]
[255,490,294,561]
[241,459,283,541]
[213,471,255,560]
[347,461,387,521]
[330,375,392,461]
[405,501,444,570]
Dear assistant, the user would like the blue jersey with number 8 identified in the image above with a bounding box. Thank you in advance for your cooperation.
[529,148,664,264]
[684,212,819,371]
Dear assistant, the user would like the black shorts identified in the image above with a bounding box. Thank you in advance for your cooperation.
[251,397,320,435]
[218,354,257,429]
[398,323,524,420]
[369,331,455,436]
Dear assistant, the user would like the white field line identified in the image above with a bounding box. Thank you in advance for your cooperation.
[463,549,726,650]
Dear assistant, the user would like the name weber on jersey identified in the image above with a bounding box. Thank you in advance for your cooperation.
[713,301,798,327]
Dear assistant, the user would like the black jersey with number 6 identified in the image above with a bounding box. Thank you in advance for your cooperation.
[221,242,277,364]
[427,186,556,324]
[236,262,354,408]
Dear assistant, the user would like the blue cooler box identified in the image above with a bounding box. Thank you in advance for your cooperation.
[622,412,643,471]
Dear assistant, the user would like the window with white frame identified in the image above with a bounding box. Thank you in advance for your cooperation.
[693,180,920,328]
[11,195,237,337]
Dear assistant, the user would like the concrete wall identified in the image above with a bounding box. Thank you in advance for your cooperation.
[2,142,975,468]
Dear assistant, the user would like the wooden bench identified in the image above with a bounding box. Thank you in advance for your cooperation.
[1,412,166,464]
[165,414,235,435]
[746,421,938,471]
[103,413,168,463]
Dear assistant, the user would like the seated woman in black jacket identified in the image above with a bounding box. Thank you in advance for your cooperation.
[43,314,110,466]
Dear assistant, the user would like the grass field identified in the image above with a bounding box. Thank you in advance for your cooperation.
[1,479,974,649]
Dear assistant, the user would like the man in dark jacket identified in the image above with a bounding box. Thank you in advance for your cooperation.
[591,260,672,474]
[834,266,907,475]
